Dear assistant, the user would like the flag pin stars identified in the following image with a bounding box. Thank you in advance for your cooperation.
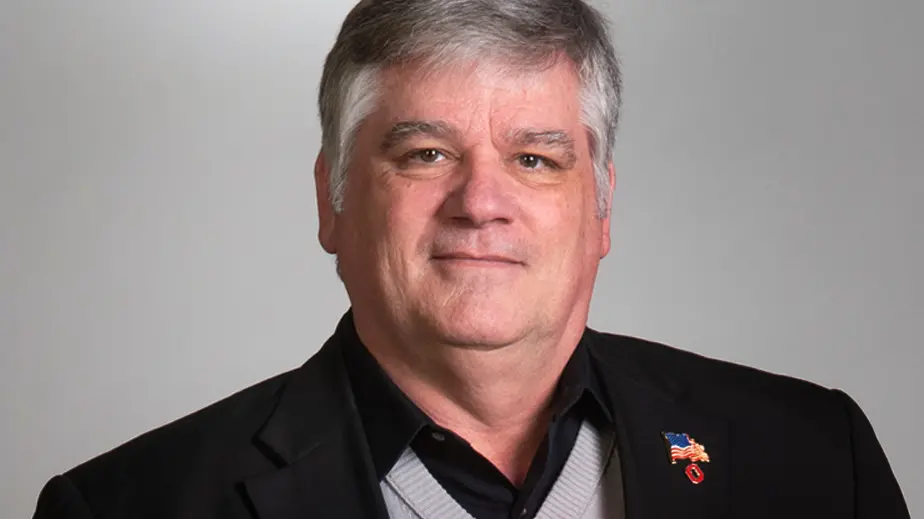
[662,431,710,485]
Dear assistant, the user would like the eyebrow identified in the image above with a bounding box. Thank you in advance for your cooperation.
[508,128,578,167]
[380,120,460,152]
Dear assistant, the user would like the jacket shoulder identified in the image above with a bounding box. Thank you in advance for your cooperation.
[587,330,910,515]
[59,366,297,515]
[587,329,841,417]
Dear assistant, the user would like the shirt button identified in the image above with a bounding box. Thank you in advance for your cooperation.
[520,509,528,517]
[431,431,446,442]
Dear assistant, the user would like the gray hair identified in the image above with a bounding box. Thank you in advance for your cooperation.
[318,0,622,218]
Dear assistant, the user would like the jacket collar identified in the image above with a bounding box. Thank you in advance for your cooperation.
[586,328,730,519]
[243,311,388,519]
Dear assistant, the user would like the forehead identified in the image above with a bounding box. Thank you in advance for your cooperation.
[372,58,584,134]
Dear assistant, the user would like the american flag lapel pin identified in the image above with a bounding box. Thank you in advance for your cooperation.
[661,431,710,484]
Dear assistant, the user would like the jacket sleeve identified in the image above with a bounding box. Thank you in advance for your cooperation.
[832,389,910,518]
[33,475,96,519]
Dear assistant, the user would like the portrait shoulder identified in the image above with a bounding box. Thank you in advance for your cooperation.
[59,366,296,511]
[587,329,846,422]
[42,340,354,516]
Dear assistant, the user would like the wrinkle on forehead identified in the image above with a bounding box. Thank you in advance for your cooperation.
[374,57,584,144]
[385,50,574,88]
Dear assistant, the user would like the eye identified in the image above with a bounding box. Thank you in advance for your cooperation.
[410,149,445,163]
[518,154,547,170]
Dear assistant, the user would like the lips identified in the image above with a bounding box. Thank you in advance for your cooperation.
[431,252,522,265]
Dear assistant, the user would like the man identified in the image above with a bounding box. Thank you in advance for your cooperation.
[33,0,909,517]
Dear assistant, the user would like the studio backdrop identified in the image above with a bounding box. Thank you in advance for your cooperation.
[1,0,920,516]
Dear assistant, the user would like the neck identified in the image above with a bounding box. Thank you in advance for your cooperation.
[353,311,588,485]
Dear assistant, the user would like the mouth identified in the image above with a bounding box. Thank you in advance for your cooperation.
[431,253,523,266]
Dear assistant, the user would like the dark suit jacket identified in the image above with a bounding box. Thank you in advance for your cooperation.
[33,316,910,518]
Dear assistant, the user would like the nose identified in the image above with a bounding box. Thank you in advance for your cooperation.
[439,152,516,227]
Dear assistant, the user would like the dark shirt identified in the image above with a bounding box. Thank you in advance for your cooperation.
[341,320,614,519]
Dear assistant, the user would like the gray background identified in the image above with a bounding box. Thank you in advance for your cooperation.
[1,0,921,516]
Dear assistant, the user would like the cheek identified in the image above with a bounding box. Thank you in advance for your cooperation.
[339,172,394,265]
[376,179,441,261]
[531,185,598,266]
[532,181,585,233]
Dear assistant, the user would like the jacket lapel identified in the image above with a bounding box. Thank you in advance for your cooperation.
[243,316,387,519]
[589,331,730,519]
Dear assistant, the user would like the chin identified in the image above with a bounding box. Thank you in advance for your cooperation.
[423,302,530,349]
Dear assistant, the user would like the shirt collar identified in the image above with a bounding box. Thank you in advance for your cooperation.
[551,332,614,425]
[340,312,614,480]
[340,321,429,480]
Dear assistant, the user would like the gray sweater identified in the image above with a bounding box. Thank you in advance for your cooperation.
[381,421,626,519]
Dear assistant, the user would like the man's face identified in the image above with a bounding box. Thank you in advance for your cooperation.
[317,58,613,350]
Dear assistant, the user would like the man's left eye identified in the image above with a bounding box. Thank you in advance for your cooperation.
[412,149,445,163]
[518,154,546,169]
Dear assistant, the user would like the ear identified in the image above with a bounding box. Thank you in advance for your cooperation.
[314,151,338,254]
[600,161,616,258]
